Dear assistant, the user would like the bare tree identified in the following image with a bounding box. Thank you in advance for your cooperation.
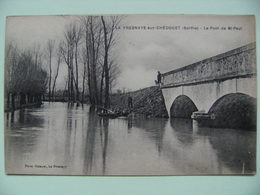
[99,60,105,106]
[81,47,88,103]
[60,24,76,102]
[90,16,102,105]
[60,22,85,103]
[51,49,62,100]
[101,16,121,108]
[32,43,42,68]
[46,39,55,101]
[109,59,121,92]
[73,22,83,102]
[81,16,102,105]
[81,17,92,103]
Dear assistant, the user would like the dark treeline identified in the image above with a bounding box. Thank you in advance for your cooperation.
[5,44,48,111]
[5,15,122,111]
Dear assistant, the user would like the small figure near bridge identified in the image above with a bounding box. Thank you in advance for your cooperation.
[128,96,133,109]
[155,71,162,86]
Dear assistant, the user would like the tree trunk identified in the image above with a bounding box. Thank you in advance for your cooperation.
[85,30,93,104]
[101,16,110,109]
[99,65,105,106]
[75,42,79,102]
[11,93,15,110]
[20,93,26,105]
[49,53,52,102]
[68,60,71,101]
[52,56,61,102]
[87,60,93,104]
[90,17,99,105]
[70,46,75,103]
[82,62,86,103]
[7,92,10,109]
[70,68,74,102]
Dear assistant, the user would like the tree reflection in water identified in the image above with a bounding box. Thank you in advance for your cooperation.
[130,118,167,155]
[5,108,45,172]
[81,106,109,175]
[83,106,98,174]
[99,117,109,174]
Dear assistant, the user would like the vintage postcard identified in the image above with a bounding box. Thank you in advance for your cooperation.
[4,14,256,175]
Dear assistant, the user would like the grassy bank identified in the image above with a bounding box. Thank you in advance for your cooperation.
[110,86,168,118]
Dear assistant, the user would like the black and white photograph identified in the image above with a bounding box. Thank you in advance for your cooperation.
[4,14,256,175]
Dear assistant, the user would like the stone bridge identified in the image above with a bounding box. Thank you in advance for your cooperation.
[161,42,256,129]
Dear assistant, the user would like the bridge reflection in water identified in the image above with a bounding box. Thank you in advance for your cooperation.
[5,102,256,175]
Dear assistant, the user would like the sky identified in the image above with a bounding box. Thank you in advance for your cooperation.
[5,15,256,91]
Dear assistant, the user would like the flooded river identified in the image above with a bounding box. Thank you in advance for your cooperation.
[5,102,256,175]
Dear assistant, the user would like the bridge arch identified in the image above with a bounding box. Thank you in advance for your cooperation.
[170,95,198,118]
[207,93,256,130]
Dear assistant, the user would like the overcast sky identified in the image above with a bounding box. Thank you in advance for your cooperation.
[6,15,255,91]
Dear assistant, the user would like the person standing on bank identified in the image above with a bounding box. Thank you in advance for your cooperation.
[157,71,162,86]
[128,96,133,110]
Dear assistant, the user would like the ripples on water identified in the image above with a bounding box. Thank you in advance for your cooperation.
[5,102,256,175]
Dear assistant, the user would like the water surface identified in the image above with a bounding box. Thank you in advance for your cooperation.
[5,102,256,175]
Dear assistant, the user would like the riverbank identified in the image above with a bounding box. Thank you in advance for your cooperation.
[4,102,43,112]
[110,86,169,118]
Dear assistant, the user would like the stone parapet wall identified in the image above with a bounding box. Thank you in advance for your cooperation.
[162,42,256,88]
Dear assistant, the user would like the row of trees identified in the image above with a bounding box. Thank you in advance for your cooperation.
[5,44,48,110]
[5,15,122,110]
[56,16,121,108]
